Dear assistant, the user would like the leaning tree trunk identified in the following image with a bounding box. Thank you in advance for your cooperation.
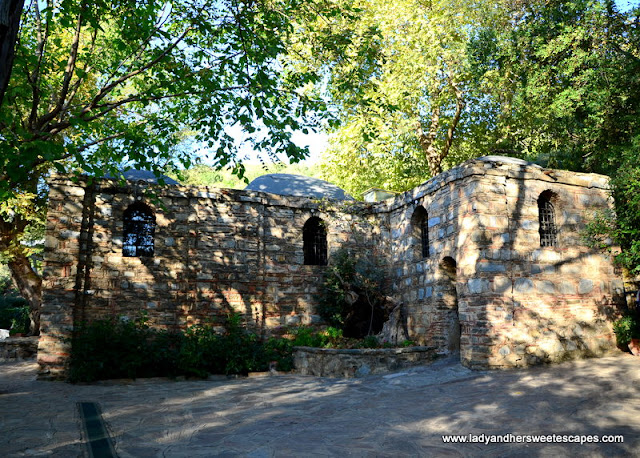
[0,0,25,108]
[416,74,466,177]
[8,252,42,335]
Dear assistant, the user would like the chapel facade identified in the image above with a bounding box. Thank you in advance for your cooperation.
[37,156,625,378]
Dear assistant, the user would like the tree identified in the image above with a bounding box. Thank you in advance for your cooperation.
[0,0,328,334]
[0,0,25,107]
[288,0,504,196]
[468,0,640,173]
[470,0,640,273]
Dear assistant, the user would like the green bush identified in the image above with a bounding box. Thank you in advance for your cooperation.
[361,335,379,348]
[289,325,414,349]
[613,313,640,347]
[318,249,389,338]
[69,312,295,382]
[69,314,162,382]
[0,293,30,334]
[292,326,329,347]
[258,337,294,372]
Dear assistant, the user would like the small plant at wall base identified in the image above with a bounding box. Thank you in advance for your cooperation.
[318,249,392,338]
[69,313,294,382]
[0,293,31,336]
[613,313,640,355]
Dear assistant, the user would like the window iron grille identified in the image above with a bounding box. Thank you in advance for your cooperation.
[303,217,327,265]
[538,197,558,247]
[123,203,155,257]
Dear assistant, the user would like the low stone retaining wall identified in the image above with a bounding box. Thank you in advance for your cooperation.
[293,346,439,377]
[0,337,39,362]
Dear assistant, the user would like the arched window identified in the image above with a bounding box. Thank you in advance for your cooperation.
[303,217,327,265]
[538,191,558,247]
[411,206,429,259]
[123,202,155,257]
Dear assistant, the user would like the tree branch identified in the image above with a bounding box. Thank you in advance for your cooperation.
[28,0,47,129]
[36,8,84,129]
[83,87,244,123]
[82,26,193,116]
[76,131,128,153]
[441,74,465,161]
[62,26,98,116]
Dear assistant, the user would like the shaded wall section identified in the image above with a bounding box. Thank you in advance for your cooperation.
[38,157,626,378]
[38,177,376,379]
[378,157,625,369]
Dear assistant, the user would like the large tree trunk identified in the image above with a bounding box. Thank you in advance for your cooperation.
[417,106,445,176]
[416,75,465,177]
[8,252,42,335]
[0,0,25,108]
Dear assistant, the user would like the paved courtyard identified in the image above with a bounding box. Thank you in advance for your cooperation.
[1,353,639,457]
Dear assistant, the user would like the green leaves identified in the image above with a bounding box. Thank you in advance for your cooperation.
[290,0,504,192]
[0,0,332,284]
[470,0,640,173]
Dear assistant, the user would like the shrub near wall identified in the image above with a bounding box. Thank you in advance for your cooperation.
[69,313,293,382]
[0,294,30,335]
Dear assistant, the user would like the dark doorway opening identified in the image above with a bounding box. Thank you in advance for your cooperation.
[440,256,460,354]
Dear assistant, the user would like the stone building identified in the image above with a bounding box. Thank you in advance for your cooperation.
[38,156,625,378]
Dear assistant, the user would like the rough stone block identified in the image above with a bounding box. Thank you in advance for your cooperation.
[514,278,534,293]
[558,282,577,294]
[536,280,555,294]
[428,216,440,227]
[477,262,506,273]
[578,279,594,294]
[468,278,490,294]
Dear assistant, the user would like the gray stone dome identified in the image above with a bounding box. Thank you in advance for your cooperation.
[245,174,353,200]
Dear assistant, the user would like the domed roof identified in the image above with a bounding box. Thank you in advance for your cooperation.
[245,174,353,200]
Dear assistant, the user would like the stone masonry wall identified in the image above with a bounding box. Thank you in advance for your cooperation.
[293,346,439,377]
[378,157,624,369]
[38,177,378,378]
[38,157,626,378]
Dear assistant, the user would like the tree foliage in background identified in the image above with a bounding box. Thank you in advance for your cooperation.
[289,0,504,197]
[585,146,640,276]
[170,160,322,188]
[0,0,330,333]
[470,0,640,274]
[300,0,640,198]
[468,0,640,173]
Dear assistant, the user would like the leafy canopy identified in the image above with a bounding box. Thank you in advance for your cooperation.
[287,0,504,197]
[1,0,327,188]
[0,0,330,258]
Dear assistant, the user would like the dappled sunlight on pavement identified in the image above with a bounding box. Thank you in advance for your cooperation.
[1,355,639,456]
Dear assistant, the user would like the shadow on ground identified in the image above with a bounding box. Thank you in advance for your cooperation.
[1,353,639,457]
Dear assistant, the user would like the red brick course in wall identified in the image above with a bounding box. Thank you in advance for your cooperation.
[38,157,626,378]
